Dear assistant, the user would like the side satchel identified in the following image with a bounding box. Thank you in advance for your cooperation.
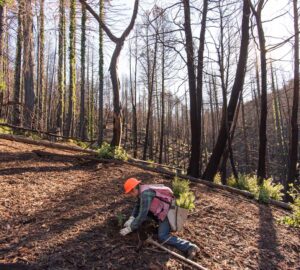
[167,199,189,232]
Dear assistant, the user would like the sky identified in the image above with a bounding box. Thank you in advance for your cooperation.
[7,0,297,104]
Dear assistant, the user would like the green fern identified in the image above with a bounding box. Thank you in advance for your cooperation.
[213,172,222,185]
[97,142,128,161]
[176,192,195,210]
[172,177,190,198]
[280,184,300,228]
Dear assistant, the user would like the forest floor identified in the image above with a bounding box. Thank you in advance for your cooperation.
[0,138,299,270]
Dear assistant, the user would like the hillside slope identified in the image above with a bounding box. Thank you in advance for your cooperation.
[0,139,299,270]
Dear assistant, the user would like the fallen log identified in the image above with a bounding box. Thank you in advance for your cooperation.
[145,237,208,270]
[0,123,94,143]
[0,134,96,155]
[0,134,292,210]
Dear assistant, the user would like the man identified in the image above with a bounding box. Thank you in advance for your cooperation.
[119,178,200,259]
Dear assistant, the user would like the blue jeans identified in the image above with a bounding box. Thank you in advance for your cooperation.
[158,217,195,253]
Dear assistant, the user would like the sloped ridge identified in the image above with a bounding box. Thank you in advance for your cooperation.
[0,139,299,269]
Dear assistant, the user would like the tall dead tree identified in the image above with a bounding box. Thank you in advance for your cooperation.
[0,1,6,117]
[98,0,104,146]
[36,0,45,129]
[250,0,268,183]
[196,0,208,174]
[79,3,87,140]
[23,0,35,128]
[203,0,250,181]
[80,0,139,147]
[182,0,208,177]
[57,0,65,134]
[129,30,138,158]
[287,0,299,195]
[66,0,76,137]
[143,21,158,161]
[13,0,23,126]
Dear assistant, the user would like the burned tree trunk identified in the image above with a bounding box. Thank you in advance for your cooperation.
[203,0,250,181]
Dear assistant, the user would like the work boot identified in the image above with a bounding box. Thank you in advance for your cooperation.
[186,245,200,259]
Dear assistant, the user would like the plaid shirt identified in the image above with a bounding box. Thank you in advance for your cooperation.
[130,189,156,231]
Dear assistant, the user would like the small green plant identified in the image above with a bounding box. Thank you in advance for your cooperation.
[172,177,196,210]
[172,176,190,198]
[146,159,155,168]
[213,172,222,185]
[75,140,89,149]
[97,142,128,161]
[280,184,300,228]
[228,174,258,194]
[0,125,12,134]
[176,191,195,210]
[116,213,126,227]
[23,131,42,140]
[256,178,284,203]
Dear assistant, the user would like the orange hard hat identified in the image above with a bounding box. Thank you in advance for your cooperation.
[124,178,141,193]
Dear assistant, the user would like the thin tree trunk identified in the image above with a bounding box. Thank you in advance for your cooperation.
[250,0,268,183]
[0,3,6,117]
[129,33,138,158]
[287,0,299,197]
[66,0,76,137]
[196,0,208,174]
[57,0,65,134]
[241,94,250,173]
[13,0,23,126]
[159,30,165,164]
[98,0,104,145]
[143,30,158,160]
[23,0,35,128]
[38,0,45,130]
[79,3,87,140]
[182,0,200,177]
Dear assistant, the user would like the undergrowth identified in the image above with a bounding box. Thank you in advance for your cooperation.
[214,173,284,203]
[172,177,195,210]
[97,142,128,161]
[67,139,90,149]
[0,125,12,134]
[279,184,300,228]
[227,174,283,203]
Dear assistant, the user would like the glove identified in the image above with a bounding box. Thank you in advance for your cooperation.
[124,216,135,227]
[120,226,132,236]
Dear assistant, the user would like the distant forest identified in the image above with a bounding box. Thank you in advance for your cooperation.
[0,0,299,197]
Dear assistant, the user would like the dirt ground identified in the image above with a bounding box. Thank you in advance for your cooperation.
[0,138,299,270]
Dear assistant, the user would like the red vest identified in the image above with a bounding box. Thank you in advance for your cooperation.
[139,184,174,221]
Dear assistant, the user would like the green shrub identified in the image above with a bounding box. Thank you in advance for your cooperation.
[172,177,196,210]
[227,174,236,187]
[256,178,284,202]
[172,176,190,198]
[227,174,283,203]
[24,131,42,140]
[97,142,128,161]
[227,174,258,194]
[176,191,195,210]
[73,139,89,149]
[213,172,222,185]
[280,184,300,228]
[0,125,12,134]
[146,159,155,168]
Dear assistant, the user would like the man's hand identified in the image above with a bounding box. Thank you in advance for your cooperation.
[120,226,132,236]
[124,216,135,227]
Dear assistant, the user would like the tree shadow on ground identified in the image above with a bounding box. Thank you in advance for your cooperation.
[258,204,284,270]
